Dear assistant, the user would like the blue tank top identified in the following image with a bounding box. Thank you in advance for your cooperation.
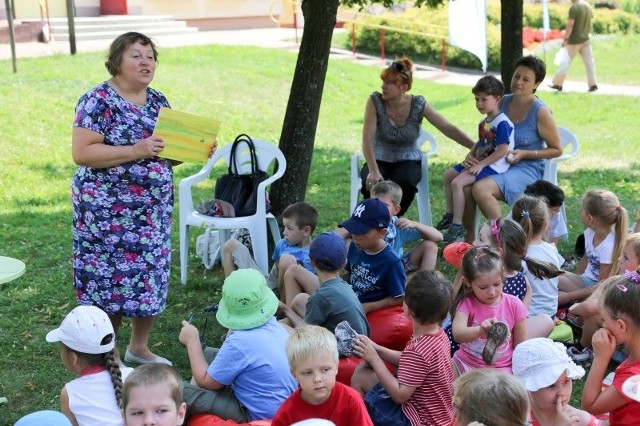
[500,94,547,153]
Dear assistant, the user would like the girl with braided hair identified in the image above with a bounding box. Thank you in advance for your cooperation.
[46,306,133,425]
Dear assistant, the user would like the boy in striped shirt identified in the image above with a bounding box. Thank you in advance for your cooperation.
[351,270,455,425]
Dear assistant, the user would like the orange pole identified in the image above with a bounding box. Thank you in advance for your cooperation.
[380,28,385,62]
[293,6,299,44]
[441,38,446,71]
[351,23,356,57]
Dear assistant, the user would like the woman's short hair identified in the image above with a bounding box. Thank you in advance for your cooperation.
[105,32,158,76]
[513,55,546,83]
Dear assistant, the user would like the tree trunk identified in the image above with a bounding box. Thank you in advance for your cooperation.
[270,0,340,218]
[500,0,523,94]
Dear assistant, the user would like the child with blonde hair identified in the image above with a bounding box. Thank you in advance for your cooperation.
[558,189,628,306]
[122,364,187,426]
[451,246,528,374]
[46,305,133,426]
[272,325,372,426]
[452,369,530,426]
[512,195,566,320]
[581,273,640,423]
[513,338,598,426]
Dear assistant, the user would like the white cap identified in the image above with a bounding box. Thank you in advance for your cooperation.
[512,337,584,392]
[290,421,336,426]
[46,305,115,354]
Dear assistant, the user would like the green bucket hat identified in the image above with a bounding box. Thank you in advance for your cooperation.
[216,269,278,330]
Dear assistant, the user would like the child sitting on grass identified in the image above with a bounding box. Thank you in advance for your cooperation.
[513,338,598,426]
[272,324,373,426]
[179,269,297,422]
[351,270,455,425]
[277,231,369,336]
[46,305,133,426]
[452,369,530,426]
[122,364,187,426]
[222,202,318,302]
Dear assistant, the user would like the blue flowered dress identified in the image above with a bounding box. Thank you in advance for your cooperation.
[71,82,172,317]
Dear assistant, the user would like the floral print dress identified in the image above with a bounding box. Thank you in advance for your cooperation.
[71,82,172,317]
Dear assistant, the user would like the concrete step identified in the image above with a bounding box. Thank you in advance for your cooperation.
[51,27,198,42]
[28,15,198,42]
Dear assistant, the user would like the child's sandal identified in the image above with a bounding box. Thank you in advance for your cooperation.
[482,321,509,365]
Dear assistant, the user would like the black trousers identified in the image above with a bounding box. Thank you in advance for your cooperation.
[360,159,422,216]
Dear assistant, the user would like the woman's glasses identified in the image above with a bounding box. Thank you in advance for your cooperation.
[389,61,411,79]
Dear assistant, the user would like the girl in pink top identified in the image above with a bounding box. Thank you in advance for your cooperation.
[451,246,527,375]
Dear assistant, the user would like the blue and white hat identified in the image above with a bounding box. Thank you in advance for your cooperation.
[340,199,390,235]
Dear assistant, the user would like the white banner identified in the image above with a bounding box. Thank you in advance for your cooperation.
[448,0,488,72]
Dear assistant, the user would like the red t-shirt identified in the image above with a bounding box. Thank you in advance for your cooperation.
[271,382,373,426]
[610,357,640,425]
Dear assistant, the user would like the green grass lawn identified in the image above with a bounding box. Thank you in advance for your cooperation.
[1,36,639,421]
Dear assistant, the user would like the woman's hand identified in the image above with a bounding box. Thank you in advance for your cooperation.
[505,149,525,164]
[208,139,219,159]
[462,151,479,169]
[366,171,384,191]
[133,135,165,159]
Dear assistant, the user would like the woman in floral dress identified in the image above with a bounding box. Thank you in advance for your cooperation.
[71,32,175,364]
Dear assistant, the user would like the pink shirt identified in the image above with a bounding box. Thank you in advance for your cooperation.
[453,293,527,371]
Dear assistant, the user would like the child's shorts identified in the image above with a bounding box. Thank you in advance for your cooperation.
[401,250,416,272]
[453,163,498,181]
[364,383,411,426]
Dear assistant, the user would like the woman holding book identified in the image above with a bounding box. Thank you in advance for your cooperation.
[70,32,189,365]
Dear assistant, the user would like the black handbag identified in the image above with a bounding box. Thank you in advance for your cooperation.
[214,134,271,217]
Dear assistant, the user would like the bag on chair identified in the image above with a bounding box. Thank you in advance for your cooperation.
[214,134,271,217]
[195,228,221,269]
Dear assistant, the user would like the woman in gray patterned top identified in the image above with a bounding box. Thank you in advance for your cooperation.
[360,57,475,215]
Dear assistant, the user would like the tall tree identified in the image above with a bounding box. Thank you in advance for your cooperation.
[500,1,524,93]
[271,0,521,216]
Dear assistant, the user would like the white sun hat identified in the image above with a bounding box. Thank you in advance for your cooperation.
[46,305,115,354]
[512,337,585,392]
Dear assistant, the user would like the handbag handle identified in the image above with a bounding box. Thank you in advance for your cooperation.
[228,134,259,176]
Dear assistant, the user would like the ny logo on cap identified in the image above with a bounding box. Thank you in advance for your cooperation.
[353,204,366,217]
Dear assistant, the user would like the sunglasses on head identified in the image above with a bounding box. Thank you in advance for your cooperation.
[389,61,411,79]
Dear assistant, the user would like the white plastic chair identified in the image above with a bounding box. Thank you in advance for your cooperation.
[179,139,286,285]
[350,129,438,226]
[474,126,579,237]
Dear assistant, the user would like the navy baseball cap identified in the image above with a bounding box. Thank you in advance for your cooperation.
[340,199,390,235]
[310,232,347,270]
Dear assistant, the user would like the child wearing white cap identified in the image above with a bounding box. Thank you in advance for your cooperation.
[513,338,598,426]
[46,305,133,426]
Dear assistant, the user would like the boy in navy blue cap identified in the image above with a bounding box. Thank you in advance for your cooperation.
[278,232,370,337]
[340,199,406,315]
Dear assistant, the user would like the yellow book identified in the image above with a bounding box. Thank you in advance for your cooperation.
[153,107,220,164]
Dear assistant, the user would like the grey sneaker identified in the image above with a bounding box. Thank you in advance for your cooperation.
[442,224,465,243]
[435,213,454,230]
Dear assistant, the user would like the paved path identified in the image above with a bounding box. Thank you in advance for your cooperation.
[2,27,638,96]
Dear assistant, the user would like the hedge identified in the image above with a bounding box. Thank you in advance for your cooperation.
[343,0,640,70]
